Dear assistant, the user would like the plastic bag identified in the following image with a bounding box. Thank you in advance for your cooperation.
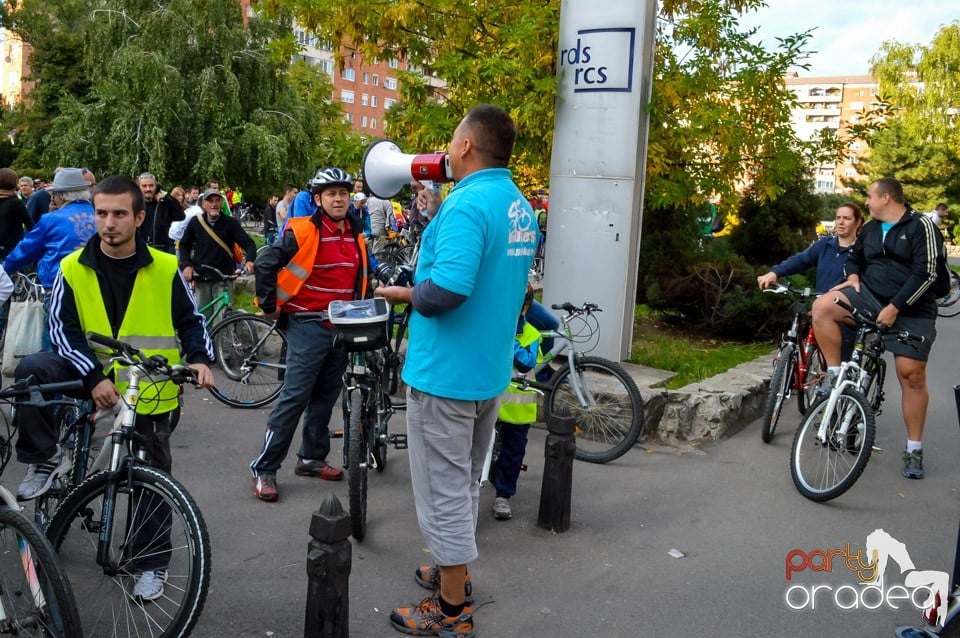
[2,298,44,376]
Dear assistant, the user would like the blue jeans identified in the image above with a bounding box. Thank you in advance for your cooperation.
[40,292,52,352]
[249,316,346,476]
[492,423,530,499]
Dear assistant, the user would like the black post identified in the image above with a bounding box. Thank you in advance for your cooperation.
[537,404,576,532]
[305,492,352,638]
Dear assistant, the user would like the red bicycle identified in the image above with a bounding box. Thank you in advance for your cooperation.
[760,284,827,443]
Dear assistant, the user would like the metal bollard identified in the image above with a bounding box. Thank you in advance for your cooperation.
[537,404,576,532]
[305,492,352,638]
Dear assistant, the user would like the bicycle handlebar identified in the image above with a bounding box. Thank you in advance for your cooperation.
[550,301,602,314]
[86,332,201,383]
[0,377,85,401]
[192,264,239,281]
[833,298,925,344]
[762,284,816,298]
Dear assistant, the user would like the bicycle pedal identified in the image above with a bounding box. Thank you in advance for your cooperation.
[872,446,884,454]
[389,434,408,450]
[330,429,344,439]
[520,463,527,472]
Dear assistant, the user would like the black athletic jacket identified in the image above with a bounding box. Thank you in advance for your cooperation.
[844,208,938,319]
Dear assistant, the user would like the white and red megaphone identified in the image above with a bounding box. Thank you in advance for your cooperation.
[361,139,452,199]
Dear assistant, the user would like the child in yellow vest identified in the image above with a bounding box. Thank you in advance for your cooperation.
[491,286,541,521]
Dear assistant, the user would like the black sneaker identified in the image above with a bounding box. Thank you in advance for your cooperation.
[902,449,925,479]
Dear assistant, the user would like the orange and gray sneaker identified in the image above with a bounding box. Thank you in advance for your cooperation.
[295,459,344,481]
[414,565,473,605]
[252,474,278,502]
[389,593,475,637]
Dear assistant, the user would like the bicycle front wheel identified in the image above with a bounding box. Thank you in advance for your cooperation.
[347,391,368,541]
[761,344,795,443]
[937,271,960,317]
[790,388,876,502]
[208,314,287,408]
[45,466,211,638]
[0,507,82,637]
[545,356,644,464]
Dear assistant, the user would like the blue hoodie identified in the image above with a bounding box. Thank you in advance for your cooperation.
[3,200,96,288]
[771,235,852,293]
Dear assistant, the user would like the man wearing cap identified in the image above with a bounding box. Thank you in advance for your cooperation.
[178,188,256,322]
[137,172,185,253]
[3,167,96,350]
[352,191,371,237]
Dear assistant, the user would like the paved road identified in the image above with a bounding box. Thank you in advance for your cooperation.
[3,314,958,637]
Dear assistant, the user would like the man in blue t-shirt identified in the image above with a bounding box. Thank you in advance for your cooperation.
[378,104,537,638]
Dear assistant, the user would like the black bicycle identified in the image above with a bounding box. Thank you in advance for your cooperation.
[329,297,408,541]
[938,269,960,318]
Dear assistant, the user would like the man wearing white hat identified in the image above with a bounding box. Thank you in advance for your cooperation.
[3,167,96,350]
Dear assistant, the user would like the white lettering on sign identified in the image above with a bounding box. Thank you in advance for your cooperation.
[559,27,635,93]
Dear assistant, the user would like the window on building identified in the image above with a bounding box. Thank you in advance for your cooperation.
[361,93,369,106]
[361,115,368,128]
[345,113,353,123]
[385,77,398,90]
[363,72,369,84]
[319,60,333,75]
[341,89,355,104]
[342,68,356,81]
[372,74,379,86]
[371,118,377,130]
[850,101,864,110]
[825,87,841,96]
[384,98,396,110]
[849,141,862,151]
[388,58,400,69]
[809,87,824,97]
[371,95,378,107]
[844,168,858,177]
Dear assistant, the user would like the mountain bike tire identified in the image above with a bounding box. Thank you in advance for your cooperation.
[208,314,286,408]
[347,391,368,541]
[0,507,82,638]
[544,356,644,464]
[790,388,876,502]
[937,271,960,317]
[761,344,796,443]
[46,466,210,638]
[796,342,826,416]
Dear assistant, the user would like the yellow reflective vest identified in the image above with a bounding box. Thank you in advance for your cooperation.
[60,248,182,415]
[498,321,542,425]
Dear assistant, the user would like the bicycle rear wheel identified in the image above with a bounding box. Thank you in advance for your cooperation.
[544,356,644,464]
[937,271,960,317]
[0,507,82,637]
[208,314,286,408]
[790,388,876,502]
[45,466,210,638]
[346,391,368,541]
[761,344,795,443]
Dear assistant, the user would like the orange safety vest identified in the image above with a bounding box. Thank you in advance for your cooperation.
[274,216,369,308]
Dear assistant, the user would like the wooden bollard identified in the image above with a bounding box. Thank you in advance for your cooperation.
[305,493,352,638]
[537,404,576,532]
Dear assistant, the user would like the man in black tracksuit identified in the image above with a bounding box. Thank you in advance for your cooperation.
[138,172,186,253]
[812,177,939,480]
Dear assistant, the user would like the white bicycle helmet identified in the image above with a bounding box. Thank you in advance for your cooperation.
[309,167,353,193]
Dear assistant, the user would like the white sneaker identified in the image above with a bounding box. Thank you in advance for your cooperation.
[492,496,512,520]
[131,570,167,601]
[16,447,70,501]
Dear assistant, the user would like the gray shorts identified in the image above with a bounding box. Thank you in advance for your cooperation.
[837,286,936,361]
[405,387,499,566]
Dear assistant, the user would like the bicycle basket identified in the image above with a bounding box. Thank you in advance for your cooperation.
[329,298,390,352]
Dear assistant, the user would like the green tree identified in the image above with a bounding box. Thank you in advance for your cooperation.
[847,22,960,211]
[2,0,352,195]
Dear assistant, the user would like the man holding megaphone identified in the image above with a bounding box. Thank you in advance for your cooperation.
[377,104,539,638]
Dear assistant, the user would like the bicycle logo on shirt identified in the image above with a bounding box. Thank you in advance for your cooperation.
[783,528,949,625]
[507,199,537,256]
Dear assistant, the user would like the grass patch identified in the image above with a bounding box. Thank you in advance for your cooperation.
[233,289,259,313]
[629,307,774,389]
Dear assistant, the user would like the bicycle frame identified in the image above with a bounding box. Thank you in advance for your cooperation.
[342,349,393,470]
[523,313,590,406]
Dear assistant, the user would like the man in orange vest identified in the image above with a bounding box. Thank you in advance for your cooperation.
[249,167,371,502]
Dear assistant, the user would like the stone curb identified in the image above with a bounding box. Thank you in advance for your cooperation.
[637,352,776,446]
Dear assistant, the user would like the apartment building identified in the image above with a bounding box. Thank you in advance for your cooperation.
[0,29,32,109]
[784,73,920,194]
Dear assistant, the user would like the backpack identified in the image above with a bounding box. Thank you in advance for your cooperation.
[927,217,951,298]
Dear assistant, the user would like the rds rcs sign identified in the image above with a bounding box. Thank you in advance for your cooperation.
[559,27,636,93]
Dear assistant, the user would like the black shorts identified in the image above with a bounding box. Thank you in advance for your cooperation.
[837,286,936,362]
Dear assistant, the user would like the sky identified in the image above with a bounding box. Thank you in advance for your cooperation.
[737,1,957,77]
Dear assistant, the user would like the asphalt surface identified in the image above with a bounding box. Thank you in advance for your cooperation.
[3,314,959,637]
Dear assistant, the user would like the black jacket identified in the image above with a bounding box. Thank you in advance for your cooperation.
[179,213,257,280]
[49,234,214,393]
[142,195,186,252]
[845,208,938,318]
[0,195,33,261]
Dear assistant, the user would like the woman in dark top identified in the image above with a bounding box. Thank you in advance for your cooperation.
[0,167,33,262]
